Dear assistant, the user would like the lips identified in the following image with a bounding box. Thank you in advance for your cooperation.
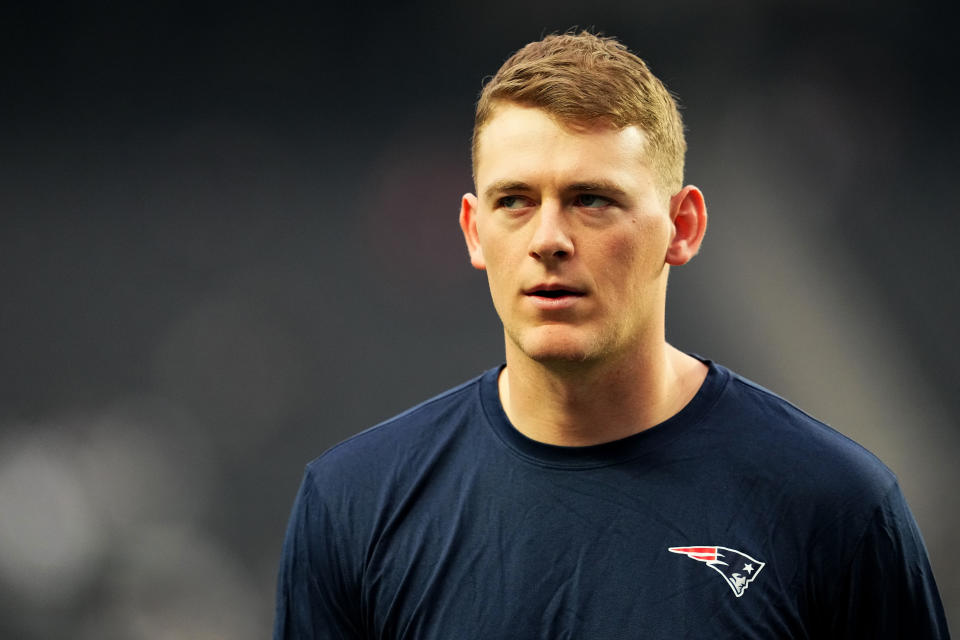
[529,289,583,298]
[523,283,586,300]
[523,282,587,314]
[533,289,579,298]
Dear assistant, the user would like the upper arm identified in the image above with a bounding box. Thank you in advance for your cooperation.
[273,466,364,640]
[812,483,949,638]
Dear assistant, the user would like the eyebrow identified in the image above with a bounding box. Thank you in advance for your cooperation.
[566,181,629,198]
[483,179,629,201]
[483,180,532,202]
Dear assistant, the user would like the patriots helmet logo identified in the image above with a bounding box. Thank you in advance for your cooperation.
[668,546,765,597]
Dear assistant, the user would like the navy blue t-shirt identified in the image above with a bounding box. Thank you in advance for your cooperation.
[274,361,949,639]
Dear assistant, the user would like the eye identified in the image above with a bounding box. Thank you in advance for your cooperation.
[573,194,612,208]
[497,195,531,210]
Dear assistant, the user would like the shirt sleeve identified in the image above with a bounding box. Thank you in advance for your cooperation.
[273,466,363,640]
[818,482,950,638]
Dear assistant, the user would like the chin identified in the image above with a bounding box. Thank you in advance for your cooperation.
[528,348,593,364]
[510,327,601,365]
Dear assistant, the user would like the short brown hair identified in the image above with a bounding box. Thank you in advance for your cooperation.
[473,31,686,195]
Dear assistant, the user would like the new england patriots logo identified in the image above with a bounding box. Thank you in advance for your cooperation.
[668,546,765,597]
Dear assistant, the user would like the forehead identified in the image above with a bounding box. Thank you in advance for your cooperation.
[474,104,652,191]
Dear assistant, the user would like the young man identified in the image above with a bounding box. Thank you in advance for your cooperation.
[274,32,949,638]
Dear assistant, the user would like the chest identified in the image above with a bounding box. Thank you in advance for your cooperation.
[358,465,808,639]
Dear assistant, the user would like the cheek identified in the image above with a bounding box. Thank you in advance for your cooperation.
[478,225,524,273]
[478,235,516,300]
[603,221,670,280]
[478,239,506,280]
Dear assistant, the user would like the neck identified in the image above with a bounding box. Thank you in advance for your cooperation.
[498,342,707,447]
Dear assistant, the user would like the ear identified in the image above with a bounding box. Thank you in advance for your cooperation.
[459,193,486,270]
[665,185,707,266]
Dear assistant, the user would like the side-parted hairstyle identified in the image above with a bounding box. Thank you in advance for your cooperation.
[473,31,686,196]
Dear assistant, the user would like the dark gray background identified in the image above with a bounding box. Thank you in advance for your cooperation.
[1,2,957,637]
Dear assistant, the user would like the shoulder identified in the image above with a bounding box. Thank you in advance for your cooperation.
[708,364,897,508]
[303,369,492,490]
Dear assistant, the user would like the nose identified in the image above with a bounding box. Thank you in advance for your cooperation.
[528,202,574,263]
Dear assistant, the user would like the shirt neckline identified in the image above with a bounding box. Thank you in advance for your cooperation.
[478,357,730,469]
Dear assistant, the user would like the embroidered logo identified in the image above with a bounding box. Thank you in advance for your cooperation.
[668,546,765,597]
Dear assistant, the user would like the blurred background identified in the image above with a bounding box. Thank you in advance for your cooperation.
[1,1,957,637]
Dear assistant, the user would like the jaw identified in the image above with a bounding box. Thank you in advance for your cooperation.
[502,296,666,374]
[504,322,605,366]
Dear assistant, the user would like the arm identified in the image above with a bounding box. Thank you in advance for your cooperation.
[273,466,363,640]
[818,483,950,638]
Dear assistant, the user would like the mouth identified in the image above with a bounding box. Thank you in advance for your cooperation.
[527,288,584,299]
[523,284,587,304]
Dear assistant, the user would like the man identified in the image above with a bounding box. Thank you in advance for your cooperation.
[274,32,949,638]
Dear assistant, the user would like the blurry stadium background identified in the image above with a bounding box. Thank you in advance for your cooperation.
[1,2,957,637]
